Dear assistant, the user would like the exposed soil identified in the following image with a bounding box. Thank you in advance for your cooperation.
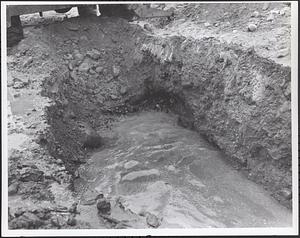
[6,3,292,229]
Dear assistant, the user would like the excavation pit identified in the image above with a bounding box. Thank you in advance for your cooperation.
[7,9,292,229]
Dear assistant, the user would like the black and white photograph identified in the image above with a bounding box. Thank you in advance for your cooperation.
[1,1,298,236]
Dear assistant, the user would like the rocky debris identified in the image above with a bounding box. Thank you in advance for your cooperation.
[121,169,160,182]
[167,165,176,171]
[86,49,101,60]
[96,194,111,214]
[247,23,257,32]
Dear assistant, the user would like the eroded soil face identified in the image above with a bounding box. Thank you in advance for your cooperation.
[7,3,292,229]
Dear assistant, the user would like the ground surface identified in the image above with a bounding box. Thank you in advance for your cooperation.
[6,3,292,229]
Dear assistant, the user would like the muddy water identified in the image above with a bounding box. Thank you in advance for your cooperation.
[75,111,291,228]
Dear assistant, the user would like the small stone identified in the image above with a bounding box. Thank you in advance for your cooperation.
[232,30,238,33]
[277,48,289,58]
[68,202,78,213]
[80,35,88,41]
[110,94,118,100]
[64,54,73,60]
[67,215,77,226]
[89,69,96,75]
[86,49,101,60]
[70,71,78,80]
[124,160,139,170]
[8,182,19,195]
[67,25,79,31]
[13,93,21,98]
[182,80,193,88]
[270,9,280,14]
[22,57,33,67]
[167,165,176,171]
[262,2,270,11]
[74,53,84,61]
[278,188,292,200]
[143,24,153,32]
[267,13,275,21]
[50,216,63,228]
[251,11,260,17]
[96,195,111,214]
[279,9,285,15]
[68,62,73,71]
[146,213,160,228]
[204,22,211,27]
[120,86,127,95]
[247,23,257,32]
[78,62,90,72]
[95,66,103,73]
[106,74,113,82]
[112,65,120,77]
